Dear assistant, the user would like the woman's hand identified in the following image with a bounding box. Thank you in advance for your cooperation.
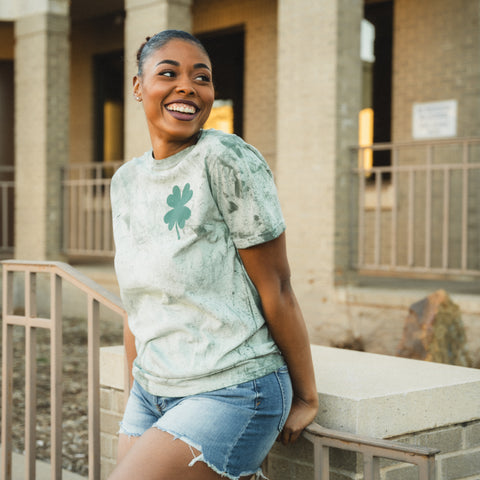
[279,395,319,445]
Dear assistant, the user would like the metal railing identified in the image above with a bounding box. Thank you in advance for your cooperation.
[62,162,123,257]
[353,137,480,277]
[0,262,440,480]
[0,166,14,255]
[1,260,128,480]
[303,423,439,480]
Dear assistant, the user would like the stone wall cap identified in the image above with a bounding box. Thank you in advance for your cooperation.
[312,345,480,438]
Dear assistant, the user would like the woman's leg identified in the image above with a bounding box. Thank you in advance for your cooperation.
[110,428,238,480]
[116,433,140,464]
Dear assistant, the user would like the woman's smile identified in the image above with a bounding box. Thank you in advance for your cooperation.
[165,100,200,120]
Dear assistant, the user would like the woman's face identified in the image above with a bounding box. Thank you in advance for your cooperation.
[134,39,214,151]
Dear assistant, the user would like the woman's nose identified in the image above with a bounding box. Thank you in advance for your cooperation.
[175,81,195,95]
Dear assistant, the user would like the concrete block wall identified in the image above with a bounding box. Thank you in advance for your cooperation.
[193,0,277,170]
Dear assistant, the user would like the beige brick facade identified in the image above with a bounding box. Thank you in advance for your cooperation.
[393,0,480,141]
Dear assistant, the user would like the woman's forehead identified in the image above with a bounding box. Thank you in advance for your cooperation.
[147,40,211,68]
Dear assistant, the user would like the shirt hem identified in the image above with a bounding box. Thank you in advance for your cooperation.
[133,355,285,397]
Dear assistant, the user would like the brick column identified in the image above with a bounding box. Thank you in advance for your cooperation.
[276,0,362,321]
[14,9,70,260]
[124,0,193,160]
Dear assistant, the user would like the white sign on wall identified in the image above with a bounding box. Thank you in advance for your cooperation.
[412,100,457,140]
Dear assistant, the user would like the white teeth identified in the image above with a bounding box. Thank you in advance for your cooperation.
[166,103,196,114]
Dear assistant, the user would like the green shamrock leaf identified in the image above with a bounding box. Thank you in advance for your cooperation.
[163,184,193,239]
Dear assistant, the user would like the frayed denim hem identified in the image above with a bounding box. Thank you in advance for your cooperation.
[154,425,269,480]
[117,422,143,437]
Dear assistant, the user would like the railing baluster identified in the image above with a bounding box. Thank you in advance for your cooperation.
[425,145,432,268]
[88,295,101,480]
[357,161,365,267]
[24,271,37,480]
[2,185,8,249]
[1,269,14,480]
[391,148,398,267]
[363,453,380,480]
[442,167,450,270]
[461,142,468,270]
[315,443,329,480]
[374,172,382,266]
[408,169,415,267]
[50,272,63,480]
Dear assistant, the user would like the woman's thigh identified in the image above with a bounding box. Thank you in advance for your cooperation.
[110,428,232,480]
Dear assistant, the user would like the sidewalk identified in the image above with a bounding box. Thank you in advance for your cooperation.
[2,450,86,480]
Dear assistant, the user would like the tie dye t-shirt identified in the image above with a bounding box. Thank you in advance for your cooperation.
[111,129,286,396]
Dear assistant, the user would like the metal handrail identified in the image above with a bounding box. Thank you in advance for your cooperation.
[1,260,440,480]
[1,260,127,480]
[303,423,439,480]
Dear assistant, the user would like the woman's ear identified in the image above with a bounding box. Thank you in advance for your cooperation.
[133,75,142,102]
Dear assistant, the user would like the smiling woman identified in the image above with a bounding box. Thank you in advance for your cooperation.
[108,30,318,480]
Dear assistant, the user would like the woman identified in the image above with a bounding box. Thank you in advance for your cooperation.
[109,30,318,480]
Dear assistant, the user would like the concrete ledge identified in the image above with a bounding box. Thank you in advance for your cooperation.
[100,344,480,440]
[312,345,480,438]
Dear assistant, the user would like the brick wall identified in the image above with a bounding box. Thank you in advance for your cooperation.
[393,0,480,141]
[100,385,124,480]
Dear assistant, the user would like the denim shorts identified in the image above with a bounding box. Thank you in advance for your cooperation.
[119,366,293,480]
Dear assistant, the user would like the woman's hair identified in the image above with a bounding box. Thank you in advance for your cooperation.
[136,30,210,76]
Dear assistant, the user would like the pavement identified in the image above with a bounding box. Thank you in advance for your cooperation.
[1,450,86,480]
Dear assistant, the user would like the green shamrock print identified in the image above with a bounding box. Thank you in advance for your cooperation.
[164,184,193,239]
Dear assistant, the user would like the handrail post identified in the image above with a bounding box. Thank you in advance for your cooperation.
[25,271,37,480]
[50,272,63,480]
[87,296,101,480]
[1,268,14,480]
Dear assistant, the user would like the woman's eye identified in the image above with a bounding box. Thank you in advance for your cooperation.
[159,70,175,78]
[195,74,211,82]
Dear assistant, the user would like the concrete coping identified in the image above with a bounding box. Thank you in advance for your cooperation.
[100,344,480,439]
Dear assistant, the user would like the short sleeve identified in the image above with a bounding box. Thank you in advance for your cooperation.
[110,164,131,244]
[206,135,286,249]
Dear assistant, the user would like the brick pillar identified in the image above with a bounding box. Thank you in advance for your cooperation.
[14,10,69,260]
[276,0,362,321]
[124,0,193,160]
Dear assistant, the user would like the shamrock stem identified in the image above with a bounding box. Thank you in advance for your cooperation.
[175,223,180,240]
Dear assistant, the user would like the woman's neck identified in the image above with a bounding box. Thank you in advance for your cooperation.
[151,132,200,160]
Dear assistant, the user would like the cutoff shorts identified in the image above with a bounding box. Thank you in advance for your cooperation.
[119,365,293,480]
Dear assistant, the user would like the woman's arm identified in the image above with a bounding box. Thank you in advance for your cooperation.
[124,317,137,391]
[238,232,318,445]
